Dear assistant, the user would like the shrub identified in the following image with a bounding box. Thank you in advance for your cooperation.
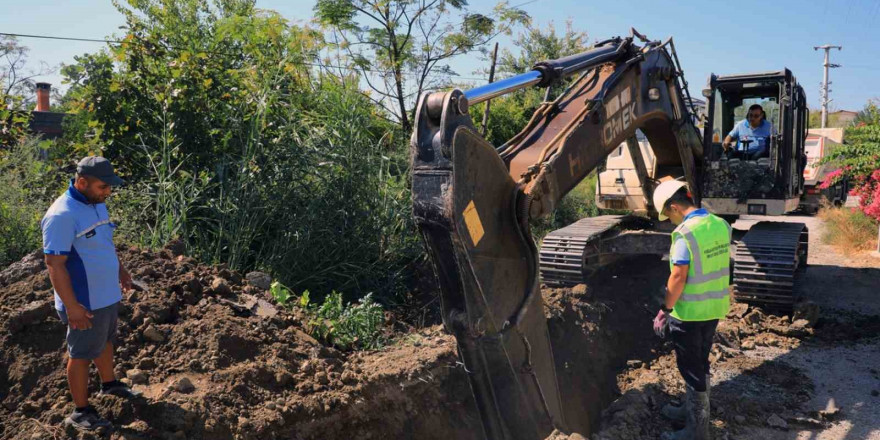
[819,113,880,221]
[302,291,385,351]
[0,136,68,267]
[60,0,423,302]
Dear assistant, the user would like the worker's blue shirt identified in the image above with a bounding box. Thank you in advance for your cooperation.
[727,119,776,155]
[670,209,709,265]
[41,180,121,312]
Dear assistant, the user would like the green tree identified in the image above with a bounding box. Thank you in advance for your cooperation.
[59,0,421,299]
[855,98,880,126]
[495,20,588,76]
[314,0,529,131]
[471,20,589,146]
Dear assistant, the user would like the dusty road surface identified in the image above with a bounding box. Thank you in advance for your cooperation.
[731,214,880,440]
[589,214,880,440]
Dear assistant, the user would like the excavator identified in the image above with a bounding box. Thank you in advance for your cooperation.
[410,30,808,440]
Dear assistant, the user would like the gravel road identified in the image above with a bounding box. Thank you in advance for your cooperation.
[732,214,880,440]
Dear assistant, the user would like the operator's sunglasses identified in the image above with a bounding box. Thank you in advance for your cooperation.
[748,113,763,119]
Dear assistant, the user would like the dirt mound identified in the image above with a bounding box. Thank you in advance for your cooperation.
[0,246,672,440]
[0,245,481,440]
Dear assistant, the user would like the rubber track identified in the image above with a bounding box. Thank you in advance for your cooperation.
[539,216,625,286]
[732,221,808,310]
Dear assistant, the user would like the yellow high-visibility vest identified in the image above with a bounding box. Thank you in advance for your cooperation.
[669,213,732,321]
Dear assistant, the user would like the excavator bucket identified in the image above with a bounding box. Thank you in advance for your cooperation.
[412,90,565,440]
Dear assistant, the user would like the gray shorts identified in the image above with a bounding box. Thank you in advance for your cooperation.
[57,302,119,360]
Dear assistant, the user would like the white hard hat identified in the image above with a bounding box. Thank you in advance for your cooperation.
[653,180,688,221]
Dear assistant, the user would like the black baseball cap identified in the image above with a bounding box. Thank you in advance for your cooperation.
[76,156,125,186]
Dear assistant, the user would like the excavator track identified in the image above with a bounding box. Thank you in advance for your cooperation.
[733,221,808,311]
[539,216,626,286]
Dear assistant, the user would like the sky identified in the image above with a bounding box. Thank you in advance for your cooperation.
[1,0,878,111]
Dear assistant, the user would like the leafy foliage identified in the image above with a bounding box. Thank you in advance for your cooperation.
[819,106,880,220]
[270,280,293,306]
[300,291,385,350]
[59,0,422,300]
[471,20,589,146]
[0,96,31,148]
[531,175,599,240]
[495,20,588,77]
[0,137,69,266]
[271,282,385,350]
[855,98,880,126]
[315,0,529,131]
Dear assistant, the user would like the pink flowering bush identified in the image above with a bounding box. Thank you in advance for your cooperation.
[819,124,880,221]
[850,170,880,220]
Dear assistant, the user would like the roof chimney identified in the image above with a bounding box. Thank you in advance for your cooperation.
[35,82,51,112]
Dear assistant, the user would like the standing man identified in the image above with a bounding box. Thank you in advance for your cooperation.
[722,104,777,160]
[651,180,732,440]
[42,156,140,432]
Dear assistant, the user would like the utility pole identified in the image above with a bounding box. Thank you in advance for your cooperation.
[480,42,499,137]
[813,44,842,129]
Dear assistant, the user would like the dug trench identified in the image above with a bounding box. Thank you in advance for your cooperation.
[0,244,669,440]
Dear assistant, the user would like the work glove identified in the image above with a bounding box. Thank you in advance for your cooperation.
[653,309,670,338]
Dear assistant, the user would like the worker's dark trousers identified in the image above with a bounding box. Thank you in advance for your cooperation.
[668,317,719,392]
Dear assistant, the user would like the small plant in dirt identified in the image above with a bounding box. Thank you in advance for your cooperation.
[270,281,294,307]
[300,291,386,351]
[270,281,385,350]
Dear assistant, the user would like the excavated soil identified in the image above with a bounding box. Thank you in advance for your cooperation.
[0,245,665,440]
[0,246,479,440]
[5,214,876,440]
[589,215,880,440]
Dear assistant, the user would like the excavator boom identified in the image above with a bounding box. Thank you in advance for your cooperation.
[410,33,703,439]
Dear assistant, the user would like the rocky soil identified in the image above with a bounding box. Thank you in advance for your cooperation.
[0,245,479,440]
[587,214,880,440]
[2,214,877,440]
[0,245,665,440]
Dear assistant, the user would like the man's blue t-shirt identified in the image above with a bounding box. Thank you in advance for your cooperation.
[41,181,122,312]
[727,119,776,155]
[670,208,709,265]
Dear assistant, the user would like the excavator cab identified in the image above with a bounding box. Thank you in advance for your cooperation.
[700,70,810,311]
[700,70,809,216]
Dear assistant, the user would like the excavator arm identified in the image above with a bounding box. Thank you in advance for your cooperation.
[410,32,702,440]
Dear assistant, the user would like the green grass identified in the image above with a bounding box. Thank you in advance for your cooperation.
[818,205,879,253]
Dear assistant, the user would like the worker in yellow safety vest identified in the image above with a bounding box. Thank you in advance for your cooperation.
[651,180,732,440]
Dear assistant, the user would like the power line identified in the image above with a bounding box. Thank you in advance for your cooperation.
[0,32,124,44]
[0,31,490,81]
[1,0,538,82]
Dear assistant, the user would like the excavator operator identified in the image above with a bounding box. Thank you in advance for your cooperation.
[722,104,776,160]
[651,180,732,440]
